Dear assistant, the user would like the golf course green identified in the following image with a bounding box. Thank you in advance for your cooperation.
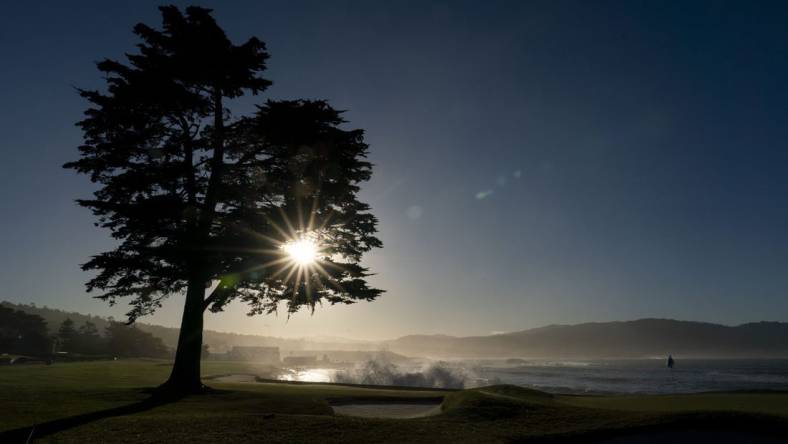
[1,359,787,443]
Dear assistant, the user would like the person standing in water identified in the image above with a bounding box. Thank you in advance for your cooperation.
[667,354,675,369]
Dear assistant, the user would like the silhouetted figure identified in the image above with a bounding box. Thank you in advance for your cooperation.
[667,354,675,369]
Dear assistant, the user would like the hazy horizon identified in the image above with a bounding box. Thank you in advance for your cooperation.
[3,1,788,340]
[4,299,785,342]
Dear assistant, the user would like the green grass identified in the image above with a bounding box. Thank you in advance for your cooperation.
[559,392,788,417]
[0,359,285,431]
[1,359,787,443]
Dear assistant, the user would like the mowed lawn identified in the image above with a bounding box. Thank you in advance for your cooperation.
[1,360,787,443]
[560,392,788,417]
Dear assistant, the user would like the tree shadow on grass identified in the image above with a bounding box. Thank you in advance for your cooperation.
[0,388,206,443]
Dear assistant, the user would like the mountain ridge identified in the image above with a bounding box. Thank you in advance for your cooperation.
[385,318,788,358]
[4,301,786,358]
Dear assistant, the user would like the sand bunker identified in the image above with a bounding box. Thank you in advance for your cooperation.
[330,400,443,419]
[210,376,444,418]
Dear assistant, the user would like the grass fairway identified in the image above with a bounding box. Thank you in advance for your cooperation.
[559,392,788,417]
[1,360,787,443]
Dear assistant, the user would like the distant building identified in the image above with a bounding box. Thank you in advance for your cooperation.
[227,346,280,364]
[283,355,317,366]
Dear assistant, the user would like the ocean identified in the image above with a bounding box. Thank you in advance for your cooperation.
[473,359,788,394]
[280,359,788,394]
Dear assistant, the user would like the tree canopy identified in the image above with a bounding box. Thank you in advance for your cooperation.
[0,306,51,356]
[57,318,77,351]
[65,5,383,391]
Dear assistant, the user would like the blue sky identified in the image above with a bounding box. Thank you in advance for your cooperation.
[1,1,787,339]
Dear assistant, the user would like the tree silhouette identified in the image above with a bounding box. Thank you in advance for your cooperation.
[57,318,78,352]
[76,321,103,355]
[65,6,382,393]
[105,321,169,358]
[0,306,51,356]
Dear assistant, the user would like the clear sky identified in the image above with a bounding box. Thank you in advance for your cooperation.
[2,1,788,339]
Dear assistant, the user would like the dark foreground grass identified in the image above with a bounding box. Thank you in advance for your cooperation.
[1,360,787,443]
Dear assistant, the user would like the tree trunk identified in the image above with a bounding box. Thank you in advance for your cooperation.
[162,276,205,393]
[161,88,223,395]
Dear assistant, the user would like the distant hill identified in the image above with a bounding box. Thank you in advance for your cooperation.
[0,301,378,354]
[6,302,786,359]
[385,319,788,358]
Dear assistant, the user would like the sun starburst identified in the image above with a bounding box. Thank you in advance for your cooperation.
[282,236,319,266]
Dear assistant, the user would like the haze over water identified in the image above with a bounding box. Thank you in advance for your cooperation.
[282,359,788,394]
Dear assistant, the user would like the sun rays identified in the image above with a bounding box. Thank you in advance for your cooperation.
[229,201,347,303]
